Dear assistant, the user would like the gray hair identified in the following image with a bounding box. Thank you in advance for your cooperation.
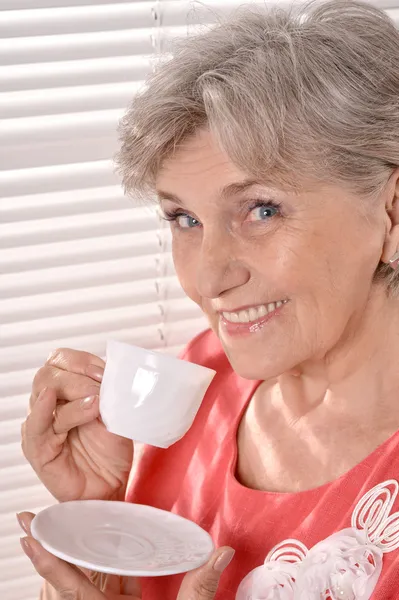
[116,0,399,289]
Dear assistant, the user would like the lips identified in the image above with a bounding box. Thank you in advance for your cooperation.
[219,300,288,337]
[221,300,287,324]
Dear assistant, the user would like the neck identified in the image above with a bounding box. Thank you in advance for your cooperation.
[275,284,399,430]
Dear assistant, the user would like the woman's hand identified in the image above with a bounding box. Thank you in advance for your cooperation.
[22,348,133,502]
[17,512,235,600]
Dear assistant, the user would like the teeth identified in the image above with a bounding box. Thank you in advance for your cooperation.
[238,310,250,323]
[257,305,268,317]
[248,307,258,321]
[229,312,240,323]
[222,301,286,324]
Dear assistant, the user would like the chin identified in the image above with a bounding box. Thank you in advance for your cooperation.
[207,312,301,379]
[222,345,287,381]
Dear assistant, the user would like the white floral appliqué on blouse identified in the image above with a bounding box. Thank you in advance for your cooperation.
[236,480,399,600]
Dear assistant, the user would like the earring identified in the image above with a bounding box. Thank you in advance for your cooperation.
[389,250,399,267]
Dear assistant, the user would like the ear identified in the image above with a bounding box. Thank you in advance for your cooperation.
[380,167,399,268]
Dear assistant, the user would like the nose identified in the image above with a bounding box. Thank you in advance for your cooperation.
[196,229,250,299]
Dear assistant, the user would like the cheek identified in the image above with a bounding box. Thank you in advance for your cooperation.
[282,224,374,342]
[172,237,201,304]
[279,221,351,282]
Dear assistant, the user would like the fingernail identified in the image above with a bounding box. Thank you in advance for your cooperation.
[38,387,48,401]
[20,537,35,560]
[81,395,98,409]
[213,548,235,573]
[87,365,104,383]
[16,513,28,535]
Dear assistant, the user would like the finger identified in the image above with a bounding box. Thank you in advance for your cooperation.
[22,388,62,470]
[102,573,122,594]
[17,514,123,596]
[23,387,57,437]
[121,575,142,597]
[177,547,235,600]
[46,348,105,380]
[52,395,100,434]
[22,389,100,469]
[20,535,105,600]
[31,366,102,407]
[16,511,35,536]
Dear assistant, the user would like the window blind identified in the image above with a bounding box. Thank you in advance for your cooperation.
[1,2,398,599]
[0,2,207,598]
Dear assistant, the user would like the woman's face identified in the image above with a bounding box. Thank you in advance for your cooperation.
[156,129,387,379]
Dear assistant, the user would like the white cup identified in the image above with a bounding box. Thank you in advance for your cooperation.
[99,340,216,448]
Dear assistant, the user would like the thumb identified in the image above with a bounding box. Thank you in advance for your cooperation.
[19,535,105,600]
[177,547,235,600]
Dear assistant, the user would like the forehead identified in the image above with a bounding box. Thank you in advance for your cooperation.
[156,129,281,202]
[155,129,344,208]
[157,130,237,183]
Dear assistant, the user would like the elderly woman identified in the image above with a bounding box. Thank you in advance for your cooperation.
[17,0,399,598]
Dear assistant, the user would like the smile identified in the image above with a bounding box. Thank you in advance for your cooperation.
[221,301,288,324]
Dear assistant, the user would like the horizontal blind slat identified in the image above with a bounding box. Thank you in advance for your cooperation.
[0,55,153,93]
[1,207,157,247]
[0,464,44,493]
[0,536,32,563]
[1,232,162,273]
[0,277,184,324]
[1,108,122,144]
[0,28,160,65]
[165,319,207,347]
[2,0,145,8]
[4,0,397,8]
[0,160,118,197]
[1,505,52,541]
[0,556,46,589]
[0,81,142,118]
[1,254,175,298]
[1,304,178,346]
[2,297,200,347]
[1,3,156,38]
[161,343,186,356]
[0,318,206,372]
[387,6,399,21]
[0,137,119,170]
[1,186,132,221]
[0,419,26,447]
[0,575,42,600]
[0,394,30,419]
[0,443,28,470]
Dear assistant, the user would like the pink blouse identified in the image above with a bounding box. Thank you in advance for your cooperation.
[126,329,399,599]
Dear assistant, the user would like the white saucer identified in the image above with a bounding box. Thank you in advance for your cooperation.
[31,500,214,577]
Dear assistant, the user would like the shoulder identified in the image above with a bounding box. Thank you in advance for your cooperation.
[179,328,231,373]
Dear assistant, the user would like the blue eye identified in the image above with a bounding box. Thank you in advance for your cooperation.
[248,203,280,222]
[176,214,200,229]
[162,210,201,229]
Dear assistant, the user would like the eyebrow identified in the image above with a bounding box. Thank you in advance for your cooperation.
[156,178,265,205]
